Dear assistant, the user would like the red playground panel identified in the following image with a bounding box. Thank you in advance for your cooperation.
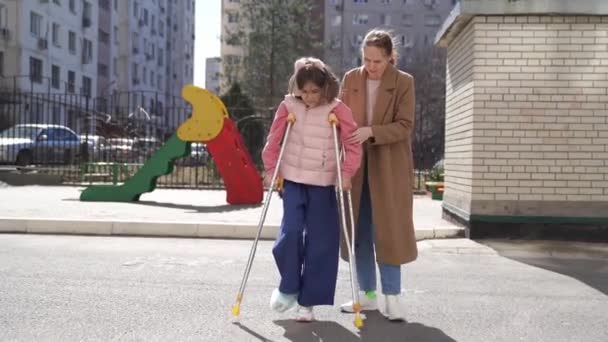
[205,118,263,205]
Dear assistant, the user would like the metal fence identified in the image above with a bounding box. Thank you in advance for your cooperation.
[0,88,439,190]
[0,89,272,188]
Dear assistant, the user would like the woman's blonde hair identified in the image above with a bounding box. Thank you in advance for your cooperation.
[361,29,399,65]
[287,57,340,102]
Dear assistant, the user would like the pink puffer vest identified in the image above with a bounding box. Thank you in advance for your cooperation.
[280,95,339,187]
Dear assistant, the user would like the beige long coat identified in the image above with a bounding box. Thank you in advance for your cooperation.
[339,64,418,266]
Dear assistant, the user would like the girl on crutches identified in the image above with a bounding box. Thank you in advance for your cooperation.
[260,57,362,322]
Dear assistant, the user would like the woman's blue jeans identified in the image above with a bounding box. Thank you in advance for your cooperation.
[355,163,401,295]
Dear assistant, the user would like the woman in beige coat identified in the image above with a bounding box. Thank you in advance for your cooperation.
[338,29,417,321]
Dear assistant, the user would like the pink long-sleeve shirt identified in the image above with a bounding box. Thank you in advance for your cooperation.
[262,95,362,186]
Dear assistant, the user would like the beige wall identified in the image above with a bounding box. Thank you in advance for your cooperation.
[444,15,608,218]
[444,20,476,216]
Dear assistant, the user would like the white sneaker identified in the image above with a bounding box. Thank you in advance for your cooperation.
[295,306,314,322]
[340,292,378,312]
[385,294,405,321]
[269,288,297,313]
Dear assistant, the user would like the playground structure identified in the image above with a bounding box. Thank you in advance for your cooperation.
[79,85,263,205]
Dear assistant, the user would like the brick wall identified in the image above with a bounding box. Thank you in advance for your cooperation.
[444,15,608,218]
[444,20,476,215]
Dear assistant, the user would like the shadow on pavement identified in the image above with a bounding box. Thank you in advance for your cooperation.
[62,197,261,213]
[133,200,261,213]
[234,322,275,342]
[479,240,608,295]
[274,311,457,342]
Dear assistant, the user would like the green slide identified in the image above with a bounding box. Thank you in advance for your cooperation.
[80,135,190,202]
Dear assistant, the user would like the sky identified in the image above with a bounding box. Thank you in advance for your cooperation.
[193,0,222,88]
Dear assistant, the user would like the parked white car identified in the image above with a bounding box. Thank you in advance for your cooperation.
[0,124,82,166]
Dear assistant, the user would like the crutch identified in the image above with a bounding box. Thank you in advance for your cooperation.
[232,113,296,318]
[329,113,364,329]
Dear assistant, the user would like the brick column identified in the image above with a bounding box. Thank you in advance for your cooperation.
[436,2,608,240]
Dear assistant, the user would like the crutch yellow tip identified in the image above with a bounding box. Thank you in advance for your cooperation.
[328,113,338,125]
[232,303,241,317]
[287,113,296,123]
[354,315,364,328]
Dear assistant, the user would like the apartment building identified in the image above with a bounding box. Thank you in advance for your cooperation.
[220,0,453,90]
[205,56,221,95]
[219,0,243,93]
[0,0,195,132]
[0,0,98,95]
[325,0,456,75]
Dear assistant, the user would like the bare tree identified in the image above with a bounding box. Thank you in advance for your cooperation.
[401,46,446,171]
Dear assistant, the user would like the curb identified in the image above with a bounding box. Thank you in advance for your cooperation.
[0,217,464,240]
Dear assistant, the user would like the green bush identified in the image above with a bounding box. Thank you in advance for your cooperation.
[428,165,444,182]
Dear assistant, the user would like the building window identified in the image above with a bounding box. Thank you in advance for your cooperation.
[0,51,4,76]
[68,31,76,53]
[381,0,391,4]
[98,64,108,77]
[0,4,5,28]
[331,15,342,26]
[82,39,93,64]
[52,0,60,5]
[133,2,138,18]
[69,0,76,13]
[353,0,368,3]
[82,76,91,96]
[99,0,110,11]
[353,14,368,25]
[30,12,42,37]
[67,70,75,93]
[113,57,118,76]
[424,14,441,26]
[52,23,60,46]
[381,14,391,25]
[83,1,92,23]
[99,29,109,44]
[402,14,412,26]
[352,34,363,48]
[52,106,61,123]
[227,12,239,23]
[52,65,60,89]
[29,57,43,83]
[113,26,119,45]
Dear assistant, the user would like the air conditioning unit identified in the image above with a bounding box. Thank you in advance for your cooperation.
[37,38,48,50]
[0,28,9,40]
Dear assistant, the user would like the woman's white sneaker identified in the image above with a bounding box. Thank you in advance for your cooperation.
[385,295,405,321]
[340,292,378,312]
[295,306,315,322]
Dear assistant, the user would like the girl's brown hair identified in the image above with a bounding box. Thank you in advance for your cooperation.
[288,57,340,102]
[362,29,399,65]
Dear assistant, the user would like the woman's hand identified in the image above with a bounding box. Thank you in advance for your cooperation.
[346,127,373,145]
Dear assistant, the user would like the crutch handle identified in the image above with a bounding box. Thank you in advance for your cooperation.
[328,113,339,126]
[287,113,296,123]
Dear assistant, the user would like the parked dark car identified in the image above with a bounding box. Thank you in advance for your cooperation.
[0,124,82,166]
